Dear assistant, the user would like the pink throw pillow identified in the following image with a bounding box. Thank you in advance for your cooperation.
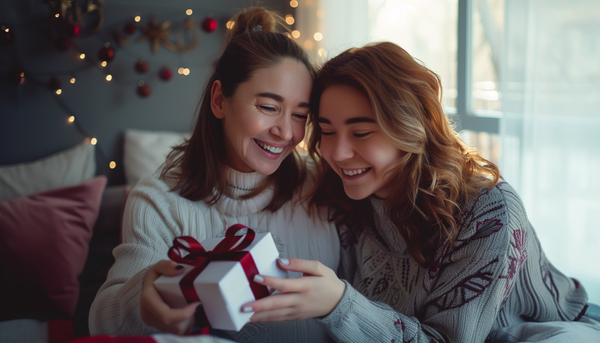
[0,176,107,321]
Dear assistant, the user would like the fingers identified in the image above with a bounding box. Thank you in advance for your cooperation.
[243,292,298,314]
[153,260,186,277]
[276,258,329,276]
[253,274,305,294]
[140,260,198,335]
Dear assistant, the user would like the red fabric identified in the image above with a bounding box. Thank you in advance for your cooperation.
[48,319,74,343]
[70,336,156,343]
[0,176,107,321]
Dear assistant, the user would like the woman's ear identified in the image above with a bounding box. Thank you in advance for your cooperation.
[210,80,225,119]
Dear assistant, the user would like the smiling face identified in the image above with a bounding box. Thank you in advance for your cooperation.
[211,58,312,175]
[318,85,404,200]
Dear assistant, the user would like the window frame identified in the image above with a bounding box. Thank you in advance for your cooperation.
[455,0,500,134]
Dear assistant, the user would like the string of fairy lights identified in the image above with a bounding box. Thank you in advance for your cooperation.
[1,1,327,171]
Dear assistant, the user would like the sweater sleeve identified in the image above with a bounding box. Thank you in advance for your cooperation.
[89,177,188,335]
[317,185,521,343]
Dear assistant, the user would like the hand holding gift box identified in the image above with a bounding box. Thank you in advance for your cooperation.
[154,224,286,331]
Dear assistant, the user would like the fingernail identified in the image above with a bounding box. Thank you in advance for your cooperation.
[254,275,264,283]
[175,265,184,270]
[242,306,253,313]
[279,258,290,265]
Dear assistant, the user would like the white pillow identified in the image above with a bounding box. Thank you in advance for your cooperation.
[0,142,96,202]
[123,129,189,186]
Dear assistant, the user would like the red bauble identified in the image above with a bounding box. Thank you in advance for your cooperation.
[48,76,61,91]
[201,17,218,33]
[137,81,151,97]
[7,69,25,86]
[66,23,80,38]
[159,67,172,81]
[135,59,149,73]
[123,23,136,35]
[55,38,71,52]
[98,43,115,62]
[1,24,15,46]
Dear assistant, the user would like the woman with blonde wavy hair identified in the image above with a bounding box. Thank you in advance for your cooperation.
[89,8,340,343]
[243,42,600,342]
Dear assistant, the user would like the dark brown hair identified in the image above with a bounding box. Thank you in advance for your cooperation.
[160,8,315,212]
[308,42,500,267]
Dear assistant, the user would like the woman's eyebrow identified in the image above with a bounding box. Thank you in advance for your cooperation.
[257,92,309,108]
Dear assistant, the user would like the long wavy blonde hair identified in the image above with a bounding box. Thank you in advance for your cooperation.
[308,42,500,267]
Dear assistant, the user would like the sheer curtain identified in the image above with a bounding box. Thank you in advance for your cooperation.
[501,0,600,303]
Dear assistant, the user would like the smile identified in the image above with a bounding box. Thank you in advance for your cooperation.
[254,139,284,154]
[341,168,371,176]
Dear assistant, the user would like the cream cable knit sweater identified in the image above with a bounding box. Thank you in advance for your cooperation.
[89,167,339,343]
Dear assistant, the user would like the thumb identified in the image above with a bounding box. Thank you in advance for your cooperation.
[154,260,187,277]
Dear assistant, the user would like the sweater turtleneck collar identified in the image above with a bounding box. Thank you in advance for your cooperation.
[216,168,273,216]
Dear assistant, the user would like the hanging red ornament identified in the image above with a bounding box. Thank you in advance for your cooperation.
[201,16,218,33]
[159,67,172,81]
[98,42,115,62]
[123,23,136,35]
[66,22,81,38]
[48,76,61,91]
[1,24,15,46]
[7,69,25,86]
[135,59,149,73]
[55,38,71,52]
[137,81,151,97]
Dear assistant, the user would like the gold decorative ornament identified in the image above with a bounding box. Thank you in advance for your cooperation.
[138,17,199,54]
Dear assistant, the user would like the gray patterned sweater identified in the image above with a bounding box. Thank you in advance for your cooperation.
[317,181,600,342]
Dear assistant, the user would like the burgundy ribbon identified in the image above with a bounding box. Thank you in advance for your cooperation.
[167,224,270,306]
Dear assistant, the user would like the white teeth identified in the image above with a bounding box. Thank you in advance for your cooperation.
[256,140,284,154]
[342,168,369,176]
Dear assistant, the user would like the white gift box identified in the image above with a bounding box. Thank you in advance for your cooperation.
[154,232,286,331]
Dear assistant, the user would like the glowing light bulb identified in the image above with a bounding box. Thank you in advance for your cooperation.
[106,74,112,81]
[318,48,325,57]
[55,13,60,18]
[292,30,300,39]
[314,32,323,41]
[70,78,76,84]
[56,89,62,95]
[101,61,107,67]
[91,138,98,145]
[109,161,116,169]
[183,68,190,76]
[226,20,235,29]
[4,28,9,33]
[178,68,184,74]
[79,53,85,59]
[186,9,193,15]
[68,116,75,123]
[290,0,299,8]
[285,15,295,25]
[316,9,325,18]
[134,16,141,22]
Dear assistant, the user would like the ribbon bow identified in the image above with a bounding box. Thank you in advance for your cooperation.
[167,224,270,305]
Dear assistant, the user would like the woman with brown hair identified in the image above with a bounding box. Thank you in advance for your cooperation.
[244,42,600,342]
[89,8,339,342]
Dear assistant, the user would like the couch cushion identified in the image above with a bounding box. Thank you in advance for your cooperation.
[123,129,188,186]
[0,176,106,321]
[0,142,96,202]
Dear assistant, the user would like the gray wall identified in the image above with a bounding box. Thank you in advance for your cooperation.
[0,0,291,185]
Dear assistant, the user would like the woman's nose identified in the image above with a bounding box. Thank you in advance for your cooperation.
[331,135,354,161]
[270,114,293,141]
